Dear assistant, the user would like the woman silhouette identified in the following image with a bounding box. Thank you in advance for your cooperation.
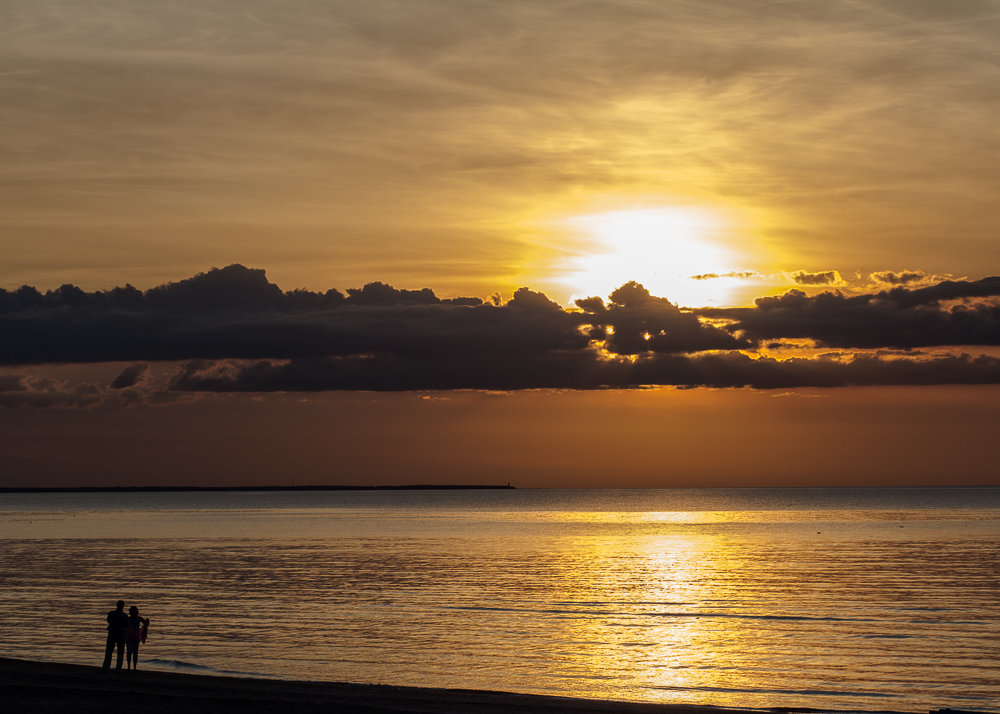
[124,605,150,670]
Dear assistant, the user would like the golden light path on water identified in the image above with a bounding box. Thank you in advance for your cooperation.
[534,524,762,703]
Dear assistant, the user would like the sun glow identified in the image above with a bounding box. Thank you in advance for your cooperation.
[560,207,743,307]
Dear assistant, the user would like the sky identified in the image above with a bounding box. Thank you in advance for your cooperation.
[2,1,999,488]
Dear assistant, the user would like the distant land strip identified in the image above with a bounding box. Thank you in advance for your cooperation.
[0,484,515,493]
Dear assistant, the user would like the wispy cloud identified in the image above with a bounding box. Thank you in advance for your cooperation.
[2,2,999,293]
[0,368,178,409]
[690,271,762,281]
[866,269,957,288]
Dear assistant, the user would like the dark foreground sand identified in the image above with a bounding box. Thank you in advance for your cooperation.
[0,657,928,714]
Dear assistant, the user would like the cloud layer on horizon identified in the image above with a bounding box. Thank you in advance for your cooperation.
[2,265,999,399]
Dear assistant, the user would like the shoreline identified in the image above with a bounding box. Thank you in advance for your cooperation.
[0,484,515,493]
[0,657,926,714]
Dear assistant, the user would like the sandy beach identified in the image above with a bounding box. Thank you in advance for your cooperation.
[0,656,921,714]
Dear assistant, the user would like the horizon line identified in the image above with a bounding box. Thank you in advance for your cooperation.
[0,484,516,494]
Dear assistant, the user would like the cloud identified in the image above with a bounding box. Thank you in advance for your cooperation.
[866,270,956,288]
[144,267,288,311]
[110,363,149,389]
[0,373,117,409]
[703,276,1000,349]
[0,374,28,392]
[792,270,843,286]
[2,266,999,397]
[690,271,761,281]
[630,351,1000,390]
[0,266,742,366]
[167,351,1000,392]
[0,365,183,410]
[578,281,749,355]
[870,270,927,286]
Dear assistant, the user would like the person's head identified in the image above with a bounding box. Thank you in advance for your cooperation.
[116,600,125,610]
[129,606,138,617]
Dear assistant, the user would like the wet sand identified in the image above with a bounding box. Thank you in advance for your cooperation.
[0,657,918,714]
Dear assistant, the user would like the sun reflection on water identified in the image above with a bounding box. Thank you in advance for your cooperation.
[529,517,739,703]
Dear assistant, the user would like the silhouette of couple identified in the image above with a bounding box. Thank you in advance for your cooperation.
[103,600,150,671]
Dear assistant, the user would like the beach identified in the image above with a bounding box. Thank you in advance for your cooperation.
[0,657,807,714]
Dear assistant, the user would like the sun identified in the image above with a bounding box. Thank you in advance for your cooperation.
[558,207,743,307]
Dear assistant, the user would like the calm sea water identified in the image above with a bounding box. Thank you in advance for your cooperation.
[1,488,998,712]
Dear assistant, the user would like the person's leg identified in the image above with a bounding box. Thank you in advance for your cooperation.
[115,638,125,670]
[103,633,115,669]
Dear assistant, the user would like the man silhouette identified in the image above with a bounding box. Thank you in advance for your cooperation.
[103,600,128,670]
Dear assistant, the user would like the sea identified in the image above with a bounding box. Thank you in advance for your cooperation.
[0,487,997,712]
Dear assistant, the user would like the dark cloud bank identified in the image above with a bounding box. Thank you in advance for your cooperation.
[2,265,999,394]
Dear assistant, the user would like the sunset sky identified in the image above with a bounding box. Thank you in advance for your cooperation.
[2,1,998,487]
